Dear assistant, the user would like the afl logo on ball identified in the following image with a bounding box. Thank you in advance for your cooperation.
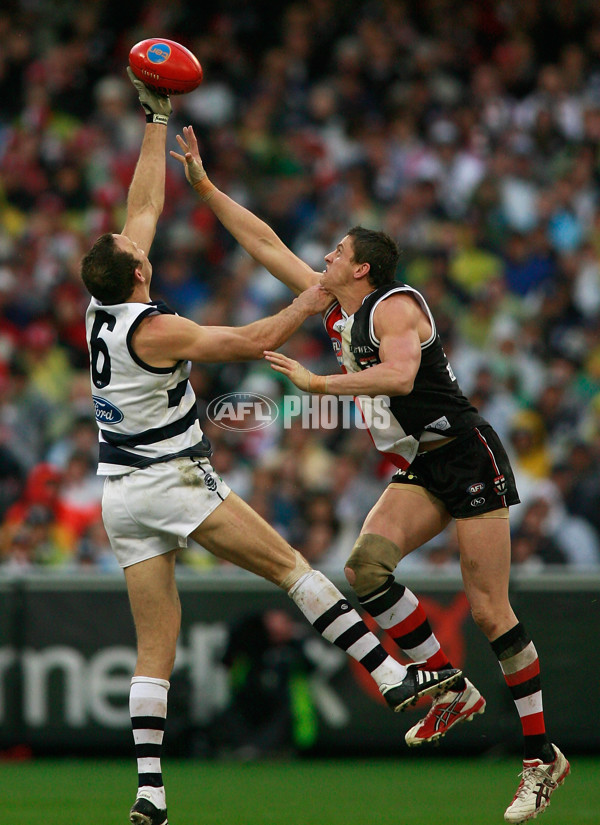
[147,43,171,63]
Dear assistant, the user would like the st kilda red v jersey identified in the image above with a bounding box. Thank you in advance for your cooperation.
[323,282,485,469]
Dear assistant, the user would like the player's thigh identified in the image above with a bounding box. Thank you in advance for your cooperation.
[190,491,297,583]
[361,483,452,558]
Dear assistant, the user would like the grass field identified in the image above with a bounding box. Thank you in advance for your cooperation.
[3,755,597,824]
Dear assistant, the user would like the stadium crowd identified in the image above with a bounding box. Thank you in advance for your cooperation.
[1,0,600,573]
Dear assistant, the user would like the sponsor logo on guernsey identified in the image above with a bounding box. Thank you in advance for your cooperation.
[333,319,346,333]
[353,345,374,354]
[331,338,344,366]
[424,415,451,431]
[147,43,171,64]
[471,497,486,507]
[494,475,507,495]
[467,482,485,495]
[207,392,279,431]
[394,469,418,481]
[92,396,124,424]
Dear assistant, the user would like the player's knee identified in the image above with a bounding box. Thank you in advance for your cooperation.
[277,548,313,592]
[344,533,402,598]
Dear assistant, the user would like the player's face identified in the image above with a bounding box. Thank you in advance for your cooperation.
[321,235,356,291]
[112,234,152,280]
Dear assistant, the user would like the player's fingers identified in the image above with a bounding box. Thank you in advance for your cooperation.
[267,363,289,376]
[175,134,188,150]
[169,150,185,162]
[264,353,287,366]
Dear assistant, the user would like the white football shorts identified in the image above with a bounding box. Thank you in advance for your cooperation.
[102,456,231,567]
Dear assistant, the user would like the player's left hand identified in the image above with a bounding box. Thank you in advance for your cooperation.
[264,351,314,392]
[170,125,207,187]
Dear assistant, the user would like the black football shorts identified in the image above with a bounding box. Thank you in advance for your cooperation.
[390,424,520,519]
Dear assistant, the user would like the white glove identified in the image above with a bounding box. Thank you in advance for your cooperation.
[127,66,172,125]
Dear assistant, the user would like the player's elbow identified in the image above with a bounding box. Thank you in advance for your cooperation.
[235,333,266,361]
[244,342,266,360]
[257,233,278,250]
[250,234,278,262]
[390,371,414,396]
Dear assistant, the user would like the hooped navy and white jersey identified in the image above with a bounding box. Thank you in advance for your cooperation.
[85,297,211,475]
[324,282,485,469]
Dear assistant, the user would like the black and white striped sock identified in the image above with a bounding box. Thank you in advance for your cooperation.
[130,676,169,811]
[359,579,465,688]
[288,570,408,687]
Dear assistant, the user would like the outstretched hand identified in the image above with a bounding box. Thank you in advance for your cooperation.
[264,350,315,392]
[170,125,207,187]
[126,67,172,122]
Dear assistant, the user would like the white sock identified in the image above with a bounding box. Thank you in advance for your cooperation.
[288,570,407,687]
[130,676,169,810]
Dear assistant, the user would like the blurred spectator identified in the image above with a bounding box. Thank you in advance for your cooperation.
[512,487,600,569]
[75,517,119,571]
[0,463,75,566]
[45,414,98,469]
[509,409,552,484]
[57,449,102,538]
[0,439,25,521]
[210,609,317,759]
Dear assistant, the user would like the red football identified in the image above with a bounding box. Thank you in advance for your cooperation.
[128,38,203,96]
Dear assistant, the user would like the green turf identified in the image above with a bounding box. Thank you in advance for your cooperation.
[2,755,597,824]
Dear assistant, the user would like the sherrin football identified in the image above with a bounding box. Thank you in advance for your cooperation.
[128,38,203,95]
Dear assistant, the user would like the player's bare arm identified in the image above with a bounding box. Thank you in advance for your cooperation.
[170,125,322,295]
[121,70,172,254]
[265,294,424,396]
[132,284,331,365]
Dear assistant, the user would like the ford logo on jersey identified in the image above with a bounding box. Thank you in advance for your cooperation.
[92,396,124,424]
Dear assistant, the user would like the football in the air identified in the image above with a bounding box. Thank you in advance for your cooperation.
[128,38,203,95]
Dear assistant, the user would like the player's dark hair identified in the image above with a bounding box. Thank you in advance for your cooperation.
[80,234,139,304]
[347,226,400,287]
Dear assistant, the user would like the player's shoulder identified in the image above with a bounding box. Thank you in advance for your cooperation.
[370,284,422,315]
[369,285,430,340]
[134,310,181,336]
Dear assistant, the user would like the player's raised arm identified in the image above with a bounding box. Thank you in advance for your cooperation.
[121,69,173,255]
[170,125,321,295]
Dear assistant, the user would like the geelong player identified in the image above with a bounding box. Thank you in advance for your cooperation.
[81,73,461,825]
[171,125,569,824]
